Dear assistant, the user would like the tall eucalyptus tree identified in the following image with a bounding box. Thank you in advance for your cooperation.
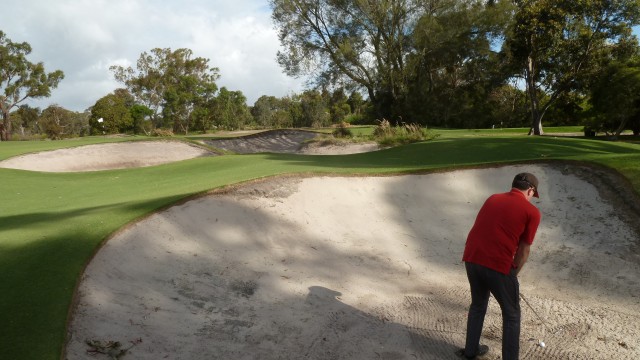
[271,0,422,120]
[0,31,63,140]
[502,0,640,135]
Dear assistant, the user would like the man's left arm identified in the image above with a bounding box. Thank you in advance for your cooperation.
[513,242,531,276]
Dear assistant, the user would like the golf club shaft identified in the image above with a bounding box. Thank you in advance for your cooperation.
[519,292,552,332]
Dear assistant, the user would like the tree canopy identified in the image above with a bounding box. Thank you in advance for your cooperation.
[503,0,640,134]
[271,0,422,120]
[0,31,64,140]
[271,0,640,134]
[3,1,640,139]
[89,89,135,135]
[110,48,220,134]
[589,57,640,135]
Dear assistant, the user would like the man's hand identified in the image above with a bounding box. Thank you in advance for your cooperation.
[513,242,531,276]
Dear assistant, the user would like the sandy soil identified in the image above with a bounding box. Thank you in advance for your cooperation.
[2,133,638,359]
[0,131,379,173]
[0,141,214,172]
[203,129,380,155]
[63,166,640,360]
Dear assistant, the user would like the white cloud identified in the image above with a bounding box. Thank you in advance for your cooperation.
[1,0,304,111]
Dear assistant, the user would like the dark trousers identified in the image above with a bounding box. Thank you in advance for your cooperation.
[464,262,521,360]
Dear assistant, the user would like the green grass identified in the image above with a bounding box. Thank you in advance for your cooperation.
[432,126,585,138]
[314,125,585,139]
[1,131,640,359]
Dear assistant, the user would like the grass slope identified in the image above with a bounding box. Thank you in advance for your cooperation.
[1,135,639,359]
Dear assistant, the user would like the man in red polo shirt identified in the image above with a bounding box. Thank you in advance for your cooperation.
[457,173,541,360]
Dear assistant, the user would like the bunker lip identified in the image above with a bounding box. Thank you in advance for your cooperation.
[65,164,640,359]
[202,129,379,155]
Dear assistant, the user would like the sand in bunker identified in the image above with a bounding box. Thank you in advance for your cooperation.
[0,141,213,172]
[202,129,380,155]
[66,164,640,359]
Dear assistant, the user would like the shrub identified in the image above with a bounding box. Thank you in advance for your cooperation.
[332,122,353,138]
[400,122,427,142]
[343,113,370,125]
[372,119,438,146]
[372,119,395,138]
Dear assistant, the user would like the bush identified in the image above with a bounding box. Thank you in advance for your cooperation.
[372,119,438,146]
[400,123,426,142]
[12,133,48,141]
[372,119,395,138]
[343,113,371,125]
[332,122,353,138]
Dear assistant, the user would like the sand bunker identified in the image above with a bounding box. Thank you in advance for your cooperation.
[0,131,379,173]
[65,164,640,359]
[203,129,379,155]
[0,141,213,172]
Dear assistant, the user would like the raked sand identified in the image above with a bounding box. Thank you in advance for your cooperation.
[64,164,640,359]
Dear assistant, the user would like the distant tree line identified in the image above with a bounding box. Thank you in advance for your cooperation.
[6,85,369,140]
[2,0,640,140]
[271,0,640,135]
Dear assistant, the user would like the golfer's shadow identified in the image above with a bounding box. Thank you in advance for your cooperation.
[304,286,462,360]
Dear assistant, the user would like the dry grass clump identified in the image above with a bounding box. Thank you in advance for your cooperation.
[373,119,437,146]
[151,128,174,137]
[332,122,353,138]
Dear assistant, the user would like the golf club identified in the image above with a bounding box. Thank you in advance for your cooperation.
[520,291,551,347]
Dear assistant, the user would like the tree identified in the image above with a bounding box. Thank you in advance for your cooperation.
[589,58,640,136]
[110,48,219,132]
[347,90,365,115]
[298,90,329,127]
[130,104,154,135]
[0,31,64,140]
[210,87,251,130]
[39,105,86,139]
[271,0,421,120]
[502,0,640,135]
[89,89,134,135]
[251,95,297,128]
[252,95,279,128]
[328,88,351,123]
[406,0,513,128]
[12,105,41,138]
[282,96,303,127]
[161,49,219,134]
[488,82,529,128]
[111,50,166,128]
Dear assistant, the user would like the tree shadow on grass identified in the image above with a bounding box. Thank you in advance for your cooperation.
[0,194,191,234]
[0,195,195,360]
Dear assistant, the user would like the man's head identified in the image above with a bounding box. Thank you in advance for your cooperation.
[512,172,539,199]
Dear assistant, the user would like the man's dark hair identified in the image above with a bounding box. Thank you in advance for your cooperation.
[512,173,539,198]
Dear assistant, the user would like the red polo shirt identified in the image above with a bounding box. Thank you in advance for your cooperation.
[462,189,541,274]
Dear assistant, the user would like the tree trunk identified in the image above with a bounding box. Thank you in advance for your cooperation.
[530,112,543,136]
[1,111,11,141]
[614,117,629,137]
[525,56,543,136]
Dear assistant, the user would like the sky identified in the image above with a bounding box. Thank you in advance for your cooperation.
[2,2,639,113]
[1,0,306,112]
